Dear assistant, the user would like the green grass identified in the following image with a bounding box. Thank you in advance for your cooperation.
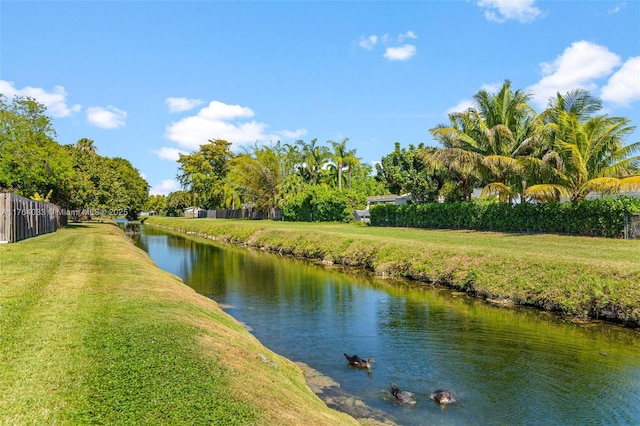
[146,217,640,326]
[0,222,359,425]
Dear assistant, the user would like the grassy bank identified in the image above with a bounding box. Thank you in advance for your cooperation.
[145,216,640,326]
[0,222,359,425]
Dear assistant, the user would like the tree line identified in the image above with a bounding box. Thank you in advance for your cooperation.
[163,80,639,220]
[2,80,639,224]
[0,95,148,220]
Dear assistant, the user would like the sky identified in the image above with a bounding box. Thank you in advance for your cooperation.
[1,0,639,196]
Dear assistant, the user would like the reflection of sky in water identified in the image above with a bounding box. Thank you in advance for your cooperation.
[136,226,640,426]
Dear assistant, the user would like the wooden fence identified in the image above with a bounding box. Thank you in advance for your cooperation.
[205,208,282,220]
[184,207,282,220]
[626,214,640,239]
[0,192,67,243]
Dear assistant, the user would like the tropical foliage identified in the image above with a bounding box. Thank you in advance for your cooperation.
[3,81,638,226]
[428,82,640,204]
[172,138,385,220]
[0,94,149,219]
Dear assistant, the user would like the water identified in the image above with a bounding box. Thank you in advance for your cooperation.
[133,225,640,425]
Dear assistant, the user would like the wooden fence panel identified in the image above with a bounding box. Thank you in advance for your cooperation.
[0,191,67,243]
[202,208,282,220]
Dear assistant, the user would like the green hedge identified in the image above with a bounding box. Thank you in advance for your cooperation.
[370,197,640,238]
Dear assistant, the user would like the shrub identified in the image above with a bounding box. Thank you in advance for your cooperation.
[369,197,640,238]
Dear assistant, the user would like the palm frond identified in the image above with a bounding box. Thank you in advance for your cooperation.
[481,182,514,201]
[524,184,571,202]
[620,175,640,192]
[581,177,621,195]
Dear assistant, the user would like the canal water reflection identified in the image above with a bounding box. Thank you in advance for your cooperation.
[134,225,640,425]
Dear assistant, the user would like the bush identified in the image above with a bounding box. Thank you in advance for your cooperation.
[370,197,640,238]
[282,186,366,222]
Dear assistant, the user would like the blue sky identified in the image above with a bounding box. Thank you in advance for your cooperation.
[2,1,639,196]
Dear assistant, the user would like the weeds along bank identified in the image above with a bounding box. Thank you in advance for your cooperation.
[145,217,640,327]
[0,222,359,425]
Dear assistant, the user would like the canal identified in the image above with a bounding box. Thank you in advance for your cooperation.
[133,224,640,425]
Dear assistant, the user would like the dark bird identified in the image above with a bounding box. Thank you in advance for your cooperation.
[343,353,374,369]
[431,389,455,405]
[390,382,417,405]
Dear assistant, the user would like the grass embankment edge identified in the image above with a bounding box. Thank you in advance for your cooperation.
[145,216,640,327]
[0,222,360,425]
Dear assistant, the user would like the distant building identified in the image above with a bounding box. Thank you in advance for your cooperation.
[184,206,204,218]
[366,194,411,207]
[354,194,411,223]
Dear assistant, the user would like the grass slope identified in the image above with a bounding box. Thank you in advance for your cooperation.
[0,222,359,425]
[146,217,640,326]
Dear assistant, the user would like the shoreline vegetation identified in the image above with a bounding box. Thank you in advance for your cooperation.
[0,222,360,425]
[145,216,640,328]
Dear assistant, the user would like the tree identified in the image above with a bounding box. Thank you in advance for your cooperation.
[166,190,194,216]
[176,139,234,209]
[61,141,148,220]
[296,138,330,185]
[376,142,442,203]
[0,95,74,204]
[429,80,537,202]
[108,157,149,219]
[227,144,281,214]
[75,137,97,155]
[524,110,640,202]
[328,138,350,190]
[145,194,167,215]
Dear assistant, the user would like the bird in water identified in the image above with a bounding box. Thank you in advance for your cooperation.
[390,382,417,405]
[430,389,455,405]
[343,353,374,369]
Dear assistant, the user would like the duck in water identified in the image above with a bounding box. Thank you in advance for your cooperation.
[343,353,374,369]
[430,389,455,405]
[390,383,417,405]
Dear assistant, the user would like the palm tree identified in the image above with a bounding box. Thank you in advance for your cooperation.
[524,111,640,202]
[227,146,281,214]
[75,138,97,155]
[296,138,330,185]
[328,138,361,190]
[329,138,349,190]
[430,80,537,202]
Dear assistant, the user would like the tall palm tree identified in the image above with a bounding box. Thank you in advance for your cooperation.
[524,111,640,202]
[328,138,360,190]
[296,138,330,185]
[329,138,349,190]
[430,80,537,202]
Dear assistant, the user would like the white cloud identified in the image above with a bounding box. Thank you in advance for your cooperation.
[607,2,626,14]
[198,100,254,121]
[154,146,188,161]
[358,35,378,50]
[477,0,542,23]
[398,31,417,42]
[150,179,180,196]
[86,105,127,129]
[0,80,81,117]
[445,82,512,115]
[446,99,476,114]
[276,128,308,139]
[384,44,417,61]
[528,41,621,108]
[164,100,306,150]
[357,31,418,61]
[166,97,204,113]
[601,56,640,107]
